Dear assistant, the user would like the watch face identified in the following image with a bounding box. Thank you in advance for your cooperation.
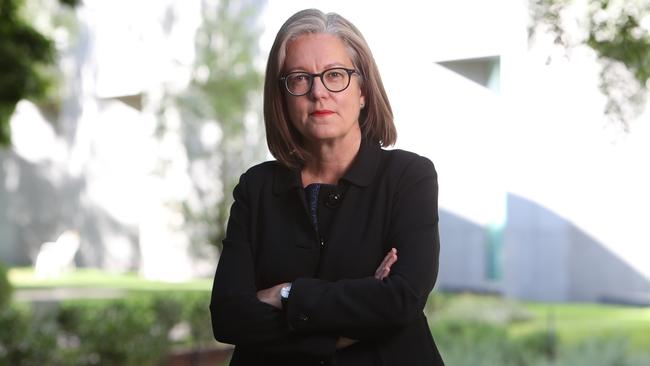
[281,285,291,298]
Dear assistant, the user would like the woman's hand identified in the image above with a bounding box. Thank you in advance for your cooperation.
[256,282,290,309]
[374,247,397,280]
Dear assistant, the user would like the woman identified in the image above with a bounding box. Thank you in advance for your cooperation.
[210,9,443,366]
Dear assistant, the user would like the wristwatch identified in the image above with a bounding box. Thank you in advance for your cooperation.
[280,284,292,307]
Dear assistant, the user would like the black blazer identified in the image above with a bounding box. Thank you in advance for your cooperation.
[210,140,444,366]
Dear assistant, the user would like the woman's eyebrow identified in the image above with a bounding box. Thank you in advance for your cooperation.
[284,62,350,73]
[322,62,348,69]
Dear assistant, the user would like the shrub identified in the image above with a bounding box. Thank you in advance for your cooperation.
[549,336,650,366]
[179,291,213,347]
[56,295,177,366]
[432,320,650,366]
[54,291,216,363]
[431,293,533,325]
[0,261,12,310]
[433,320,527,365]
[0,291,218,366]
[0,305,60,366]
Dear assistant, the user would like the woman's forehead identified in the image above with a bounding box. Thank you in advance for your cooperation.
[283,33,353,71]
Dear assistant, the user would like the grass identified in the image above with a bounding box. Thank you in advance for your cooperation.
[512,302,650,351]
[425,292,650,353]
[8,267,213,292]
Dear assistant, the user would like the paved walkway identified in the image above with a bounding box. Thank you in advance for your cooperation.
[14,288,126,302]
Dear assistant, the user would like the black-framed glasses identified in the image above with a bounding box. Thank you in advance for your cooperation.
[280,67,360,96]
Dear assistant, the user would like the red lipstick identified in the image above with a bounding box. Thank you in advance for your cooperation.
[311,110,334,117]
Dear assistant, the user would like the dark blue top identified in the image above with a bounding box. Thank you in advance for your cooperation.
[304,183,336,233]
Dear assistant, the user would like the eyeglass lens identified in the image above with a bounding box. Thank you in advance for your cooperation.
[285,68,351,95]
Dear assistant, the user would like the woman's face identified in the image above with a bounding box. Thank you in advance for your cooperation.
[283,33,365,146]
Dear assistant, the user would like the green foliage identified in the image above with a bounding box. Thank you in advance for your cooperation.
[529,0,573,44]
[57,0,79,6]
[0,261,11,309]
[429,295,552,365]
[432,319,650,365]
[0,291,216,365]
[427,292,650,365]
[516,329,558,360]
[0,0,79,147]
[587,1,650,84]
[161,0,265,252]
[529,0,650,130]
[586,0,650,129]
[433,320,524,365]
[431,293,533,325]
[517,302,650,351]
[178,291,214,347]
[0,0,55,146]
[0,305,60,366]
[2,288,650,365]
[56,296,177,365]
[549,337,634,366]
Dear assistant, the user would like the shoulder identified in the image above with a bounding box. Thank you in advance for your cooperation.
[234,160,283,190]
[241,160,282,179]
[379,148,437,182]
[237,160,298,196]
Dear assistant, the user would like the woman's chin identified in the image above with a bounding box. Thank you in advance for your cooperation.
[305,124,360,142]
[303,128,340,142]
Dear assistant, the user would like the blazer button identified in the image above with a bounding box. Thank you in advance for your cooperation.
[298,313,309,321]
[320,238,325,247]
[325,192,341,208]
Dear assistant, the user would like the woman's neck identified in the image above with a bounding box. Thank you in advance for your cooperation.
[301,134,361,186]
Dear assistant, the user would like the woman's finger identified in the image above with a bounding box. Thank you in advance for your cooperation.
[375,248,398,279]
[385,251,398,269]
[375,248,397,280]
[375,262,390,279]
[378,250,392,268]
[374,265,384,279]
[375,252,392,278]
[382,248,397,267]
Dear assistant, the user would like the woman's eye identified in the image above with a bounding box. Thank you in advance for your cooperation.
[326,71,343,79]
[293,74,309,82]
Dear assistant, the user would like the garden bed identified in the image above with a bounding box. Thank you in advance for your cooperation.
[4,268,650,365]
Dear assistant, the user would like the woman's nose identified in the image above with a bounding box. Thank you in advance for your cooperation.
[309,76,328,98]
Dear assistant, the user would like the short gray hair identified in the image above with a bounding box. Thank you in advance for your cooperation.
[263,9,396,168]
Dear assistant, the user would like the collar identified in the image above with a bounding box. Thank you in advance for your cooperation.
[273,139,381,194]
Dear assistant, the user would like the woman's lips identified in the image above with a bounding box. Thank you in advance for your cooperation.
[310,110,334,117]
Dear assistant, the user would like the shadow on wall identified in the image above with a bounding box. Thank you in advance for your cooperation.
[436,194,650,304]
[0,150,139,269]
[504,193,650,305]
[437,208,498,294]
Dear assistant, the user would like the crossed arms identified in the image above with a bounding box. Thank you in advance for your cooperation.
[209,157,439,356]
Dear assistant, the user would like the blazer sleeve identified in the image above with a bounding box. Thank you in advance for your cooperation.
[285,155,440,339]
[209,171,337,356]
